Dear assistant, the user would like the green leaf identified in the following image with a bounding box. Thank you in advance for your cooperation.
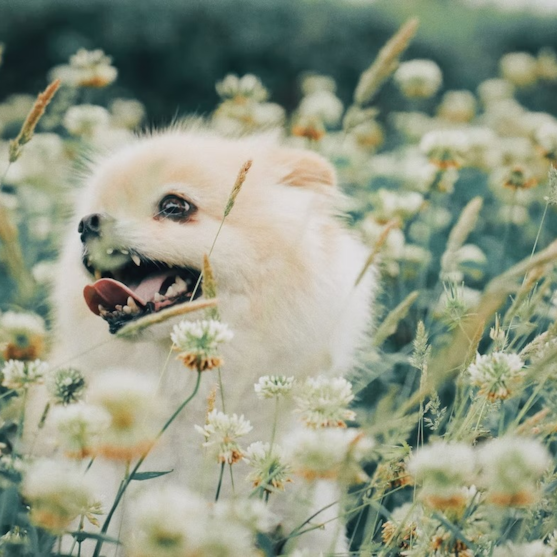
[130,470,174,481]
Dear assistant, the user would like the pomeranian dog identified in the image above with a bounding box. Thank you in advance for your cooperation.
[47,124,374,554]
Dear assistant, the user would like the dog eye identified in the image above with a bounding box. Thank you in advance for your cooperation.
[157,195,195,221]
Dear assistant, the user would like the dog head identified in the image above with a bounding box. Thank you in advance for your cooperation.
[71,126,339,337]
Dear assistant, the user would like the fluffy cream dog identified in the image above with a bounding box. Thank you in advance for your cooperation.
[49,124,374,554]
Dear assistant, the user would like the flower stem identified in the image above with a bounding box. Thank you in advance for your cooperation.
[92,371,202,557]
[270,397,279,451]
[215,462,225,502]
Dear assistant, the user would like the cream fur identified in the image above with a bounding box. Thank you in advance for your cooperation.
[46,126,375,555]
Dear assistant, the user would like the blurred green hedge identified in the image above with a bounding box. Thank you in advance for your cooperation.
[1,0,557,121]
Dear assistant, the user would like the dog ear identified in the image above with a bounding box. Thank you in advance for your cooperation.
[273,148,336,190]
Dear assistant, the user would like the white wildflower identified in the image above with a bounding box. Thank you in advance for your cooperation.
[301,74,337,95]
[195,409,252,464]
[0,311,45,338]
[467,352,525,401]
[420,129,470,169]
[31,260,56,285]
[50,48,117,88]
[285,427,373,483]
[63,104,110,137]
[88,369,160,460]
[128,486,208,557]
[478,436,551,506]
[535,121,557,160]
[437,90,477,123]
[214,499,277,533]
[295,376,355,428]
[46,367,86,405]
[408,442,475,509]
[298,90,343,126]
[493,541,554,557]
[2,359,47,390]
[371,189,423,222]
[254,375,294,399]
[394,59,443,99]
[244,441,291,491]
[171,319,233,371]
[477,78,515,105]
[500,52,539,87]
[50,403,111,459]
[216,74,268,102]
[22,459,101,533]
[109,98,146,129]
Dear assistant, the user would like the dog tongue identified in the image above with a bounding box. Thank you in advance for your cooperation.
[83,273,174,316]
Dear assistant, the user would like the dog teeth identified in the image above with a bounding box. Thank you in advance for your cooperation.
[154,292,165,302]
[98,304,110,317]
[165,285,177,298]
[106,248,114,255]
[120,249,129,255]
[115,304,123,311]
[174,276,187,292]
[94,270,101,280]
[131,254,141,266]
[127,297,139,311]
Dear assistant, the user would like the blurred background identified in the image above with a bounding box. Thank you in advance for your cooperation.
[2,0,557,123]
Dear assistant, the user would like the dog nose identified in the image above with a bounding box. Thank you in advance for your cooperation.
[78,213,103,242]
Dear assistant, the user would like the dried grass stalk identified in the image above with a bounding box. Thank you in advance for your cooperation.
[224,159,252,217]
[116,298,218,338]
[372,290,419,347]
[353,18,419,107]
[9,79,61,162]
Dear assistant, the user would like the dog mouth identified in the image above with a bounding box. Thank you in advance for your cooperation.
[82,250,203,334]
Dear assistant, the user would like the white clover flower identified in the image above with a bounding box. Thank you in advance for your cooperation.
[63,104,110,137]
[0,311,46,361]
[243,441,291,492]
[420,130,470,169]
[493,541,554,557]
[394,59,443,99]
[109,98,146,129]
[408,442,475,509]
[301,74,337,95]
[0,311,45,338]
[50,403,110,459]
[46,367,86,405]
[294,376,356,428]
[535,121,557,160]
[216,74,268,102]
[298,90,343,126]
[467,352,525,402]
[128,486,208,557]
[254,375,295,399]
[2,359,47,390]
[129,487,259,557]
[437,90,477,123]
[500,52,539,87]
[285,427,373,483]
[195,409,252,464]
[88,369,161,460]
[22,459,100,533]
[50,48,117,88]
[435,283,481,327]
[372,189,424,222]
[31,261,56,285]
[171,319,233,371]
[214,499,277,533]
[478,436,551,506]
[477,78,515,105]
